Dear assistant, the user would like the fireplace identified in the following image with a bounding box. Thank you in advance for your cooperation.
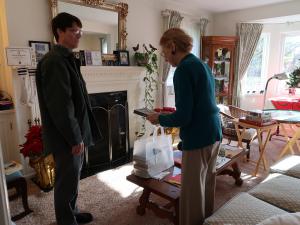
[81,91,130,178]
[81,66,146,148]
[79,66,146,178]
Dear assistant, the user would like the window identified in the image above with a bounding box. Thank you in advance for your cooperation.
[242,33,270,95]
[282,33,300,73]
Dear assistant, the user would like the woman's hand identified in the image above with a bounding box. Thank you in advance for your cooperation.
[147,113,160,125]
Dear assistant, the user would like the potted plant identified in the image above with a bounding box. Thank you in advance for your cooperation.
[20,124,55,190]
[133,44,159,135]
[133,43,159,110]
[287,63,300,95]
[133,44,149,66]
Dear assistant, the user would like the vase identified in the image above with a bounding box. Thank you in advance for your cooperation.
[135,55,149,66]
[29,154,55,190]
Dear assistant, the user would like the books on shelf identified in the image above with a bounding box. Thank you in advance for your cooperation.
[248,110,271,117]
[91,51,102,66]
[75,50,102,66]
[245,110,272,123]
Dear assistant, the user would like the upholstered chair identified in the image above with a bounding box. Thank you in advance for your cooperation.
[218,104,257,160]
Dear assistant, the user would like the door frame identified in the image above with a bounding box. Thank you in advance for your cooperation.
[0,0,13,223]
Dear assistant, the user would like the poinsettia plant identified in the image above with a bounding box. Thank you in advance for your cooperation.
[20,125,43,158]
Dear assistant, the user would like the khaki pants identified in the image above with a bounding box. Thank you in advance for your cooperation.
[180,141,220,225]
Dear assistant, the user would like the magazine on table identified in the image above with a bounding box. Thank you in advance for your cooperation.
[216,156,231,169]
[166,174,181,187]
[220,144,244,158]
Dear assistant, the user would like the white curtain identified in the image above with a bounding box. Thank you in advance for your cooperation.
[199,18,209,59]
[158,10,183,107]
[16,67,40,122]
[233,23,264,106]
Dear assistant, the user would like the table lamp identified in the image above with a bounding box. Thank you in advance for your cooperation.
[263,72,288,110]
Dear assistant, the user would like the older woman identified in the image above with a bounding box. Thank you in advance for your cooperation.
[147,28,222,225]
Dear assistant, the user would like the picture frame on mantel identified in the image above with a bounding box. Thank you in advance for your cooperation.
[114,50,130,66]
[29,41,51,63]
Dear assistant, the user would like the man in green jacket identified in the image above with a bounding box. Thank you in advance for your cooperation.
[36,13,101,225]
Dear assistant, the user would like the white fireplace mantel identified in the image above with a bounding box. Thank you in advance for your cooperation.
[81,66,146,147]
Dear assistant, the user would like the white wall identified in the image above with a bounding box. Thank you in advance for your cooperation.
[121,0,213,59]
[5,0,51,46]
[213,0,300,36]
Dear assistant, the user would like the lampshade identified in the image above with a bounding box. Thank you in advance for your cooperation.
[272,72,288,80]
[262,72,288,110]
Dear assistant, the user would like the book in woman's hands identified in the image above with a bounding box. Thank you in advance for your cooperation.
[133,108,155,117]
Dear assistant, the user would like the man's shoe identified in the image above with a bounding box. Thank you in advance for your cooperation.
[75,212,93,224]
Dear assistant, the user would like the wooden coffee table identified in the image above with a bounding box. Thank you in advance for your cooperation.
[126,148,247,224]
[127,167,180,225]
[174,147,247,186]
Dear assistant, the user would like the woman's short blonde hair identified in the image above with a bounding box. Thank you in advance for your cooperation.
[160,28,193,52]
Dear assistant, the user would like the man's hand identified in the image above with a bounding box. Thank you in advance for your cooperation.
[147,113,160,125]
[72,141,84,155]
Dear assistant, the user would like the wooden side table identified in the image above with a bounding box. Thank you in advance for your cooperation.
[233,119,277,176]
[263,109,300,159]
[6,171,33,221]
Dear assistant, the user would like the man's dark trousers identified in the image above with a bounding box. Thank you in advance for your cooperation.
[53,149,84,225]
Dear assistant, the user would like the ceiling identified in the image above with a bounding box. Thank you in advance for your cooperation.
[168,0,295,13]
[251,14,300,24]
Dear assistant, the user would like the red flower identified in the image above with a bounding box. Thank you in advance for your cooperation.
[20,125,43,158]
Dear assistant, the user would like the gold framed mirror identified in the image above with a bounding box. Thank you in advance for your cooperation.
[49,0,128,51]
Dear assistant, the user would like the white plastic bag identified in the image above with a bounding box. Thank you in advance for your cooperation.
[133,126,174,177]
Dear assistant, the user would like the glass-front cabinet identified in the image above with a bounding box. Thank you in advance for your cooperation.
[202,36,238,105]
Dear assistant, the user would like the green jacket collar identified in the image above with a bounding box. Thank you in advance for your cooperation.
[178,53,194,67]
[53,45,73,58]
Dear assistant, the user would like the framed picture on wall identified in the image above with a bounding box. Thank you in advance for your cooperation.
[29,41,51,63]
[114,50,130,66]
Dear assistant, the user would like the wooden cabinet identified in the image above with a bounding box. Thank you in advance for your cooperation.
[0,110,20,163]
[202,36,238,105]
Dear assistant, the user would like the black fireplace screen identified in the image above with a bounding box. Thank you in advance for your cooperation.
[81,91,130,178]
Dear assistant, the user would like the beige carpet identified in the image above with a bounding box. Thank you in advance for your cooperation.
[10,164,173,225]
[10,133,300,225]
